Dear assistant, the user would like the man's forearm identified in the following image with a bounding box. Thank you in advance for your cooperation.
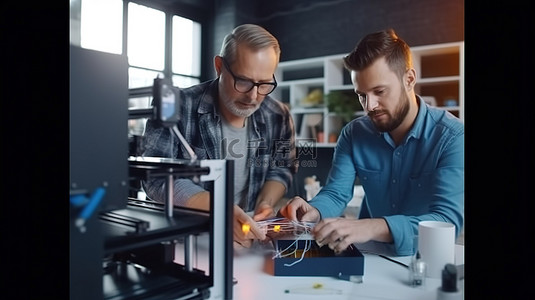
[371,217,393,243]
[255,180,287,208]
[185,191,210,211]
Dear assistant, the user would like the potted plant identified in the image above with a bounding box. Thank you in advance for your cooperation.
[326,90,363,123]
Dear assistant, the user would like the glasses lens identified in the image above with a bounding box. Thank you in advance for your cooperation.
[235,79,276,95]
[223,58,276,95]
[234,79,254,93]
[257,84,276,95]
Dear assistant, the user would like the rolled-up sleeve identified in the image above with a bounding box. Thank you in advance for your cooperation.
[140,114,207,206]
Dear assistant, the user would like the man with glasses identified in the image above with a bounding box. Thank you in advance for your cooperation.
[142,24,297,248]
[280,29,464,256]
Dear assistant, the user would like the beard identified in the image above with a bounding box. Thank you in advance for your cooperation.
[369,91,410,132]
[221,96,260,118]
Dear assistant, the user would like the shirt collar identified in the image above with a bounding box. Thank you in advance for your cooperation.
[379,95,427,145]
[405,95,427,141]
[197,79,220,116]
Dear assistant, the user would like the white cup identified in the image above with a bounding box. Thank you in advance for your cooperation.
[418,221,455,278]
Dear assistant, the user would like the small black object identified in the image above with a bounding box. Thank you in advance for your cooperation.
[441,263,458,292]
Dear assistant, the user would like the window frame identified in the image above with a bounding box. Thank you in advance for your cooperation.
[72,0,208,135]
[123,0,205,97]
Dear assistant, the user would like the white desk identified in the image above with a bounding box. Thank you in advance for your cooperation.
[176,234,464,300]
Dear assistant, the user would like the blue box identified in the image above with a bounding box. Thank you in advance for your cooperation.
[271,239,364,278]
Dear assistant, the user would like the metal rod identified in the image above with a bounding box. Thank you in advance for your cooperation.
[128,86,153,97]
[171,125,197,163]
[166,173,174,218]
[185,234,194,272]
[128,108,153,119]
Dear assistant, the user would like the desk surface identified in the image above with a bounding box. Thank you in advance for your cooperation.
[176,234,464,300]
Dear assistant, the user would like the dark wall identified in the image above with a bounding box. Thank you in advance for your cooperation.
[256,0,464,62]
[204,0,257,79]
[205,0,463,72]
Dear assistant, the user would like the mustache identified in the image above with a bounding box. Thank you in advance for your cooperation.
[237,98,259,105]
[368,109,386,117]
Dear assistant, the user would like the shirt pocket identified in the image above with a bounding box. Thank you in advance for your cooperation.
[356,167,386,196]
[408,171,434,210]
[357,166,383,182]
[408,171,433,189]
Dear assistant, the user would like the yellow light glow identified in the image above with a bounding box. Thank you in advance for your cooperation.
[242,223,250,235]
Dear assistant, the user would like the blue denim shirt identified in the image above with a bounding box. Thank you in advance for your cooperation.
[308,96,464,256]
[141,79,297,212]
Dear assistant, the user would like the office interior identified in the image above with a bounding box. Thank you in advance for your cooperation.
[70,0,464,197]
[69,0,464,299]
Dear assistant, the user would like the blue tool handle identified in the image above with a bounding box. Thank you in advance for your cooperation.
[70,194,87,207]
[79,187,106,220]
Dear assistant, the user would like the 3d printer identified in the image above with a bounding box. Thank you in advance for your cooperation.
[69,46,233,300]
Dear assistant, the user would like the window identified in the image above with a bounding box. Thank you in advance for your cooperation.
[79,0,123,54]
[172,15,202,87]
[127,2,165,88]
[70,0,203,135]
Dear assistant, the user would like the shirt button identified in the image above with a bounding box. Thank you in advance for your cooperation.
[392,203,396,208]
[392,179,396,184]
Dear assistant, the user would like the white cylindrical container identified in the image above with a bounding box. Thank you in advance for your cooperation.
[418,221,455,278]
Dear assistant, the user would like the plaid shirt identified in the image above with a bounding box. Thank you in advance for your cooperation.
[141,79,297,212]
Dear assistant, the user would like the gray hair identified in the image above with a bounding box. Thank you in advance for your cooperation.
[219,24,281,64]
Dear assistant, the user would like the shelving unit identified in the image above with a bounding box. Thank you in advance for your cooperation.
[411,42,464,121]
[272,41,464,148]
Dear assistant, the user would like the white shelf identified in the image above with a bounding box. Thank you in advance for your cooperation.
[277,78,324,87]
[411,42,462,56]
[275,41,464,147]
[328,84,354,91]
[417,75,461,85]
[435,106,460,111]
[275,56,324,70]
[327,111,366,118]
[291,107,326,114]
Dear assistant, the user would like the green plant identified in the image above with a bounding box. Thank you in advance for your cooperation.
[326,90,362,123]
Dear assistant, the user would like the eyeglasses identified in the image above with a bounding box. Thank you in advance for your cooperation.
[356,92,368,110]
[221,58,277,95]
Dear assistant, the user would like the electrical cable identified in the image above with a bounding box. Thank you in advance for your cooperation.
[359,249,409,268]
[257,218,316,267]
[379,254,409,269]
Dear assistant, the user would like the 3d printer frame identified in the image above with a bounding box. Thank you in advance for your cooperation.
[100,158,234,300]
[69,46,234,300]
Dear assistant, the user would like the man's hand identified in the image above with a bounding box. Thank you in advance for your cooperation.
[233,204,266,248]
[313,217,393,253]
[253,180,286,221]
[253,202,275,221]
[278,196,320,222]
